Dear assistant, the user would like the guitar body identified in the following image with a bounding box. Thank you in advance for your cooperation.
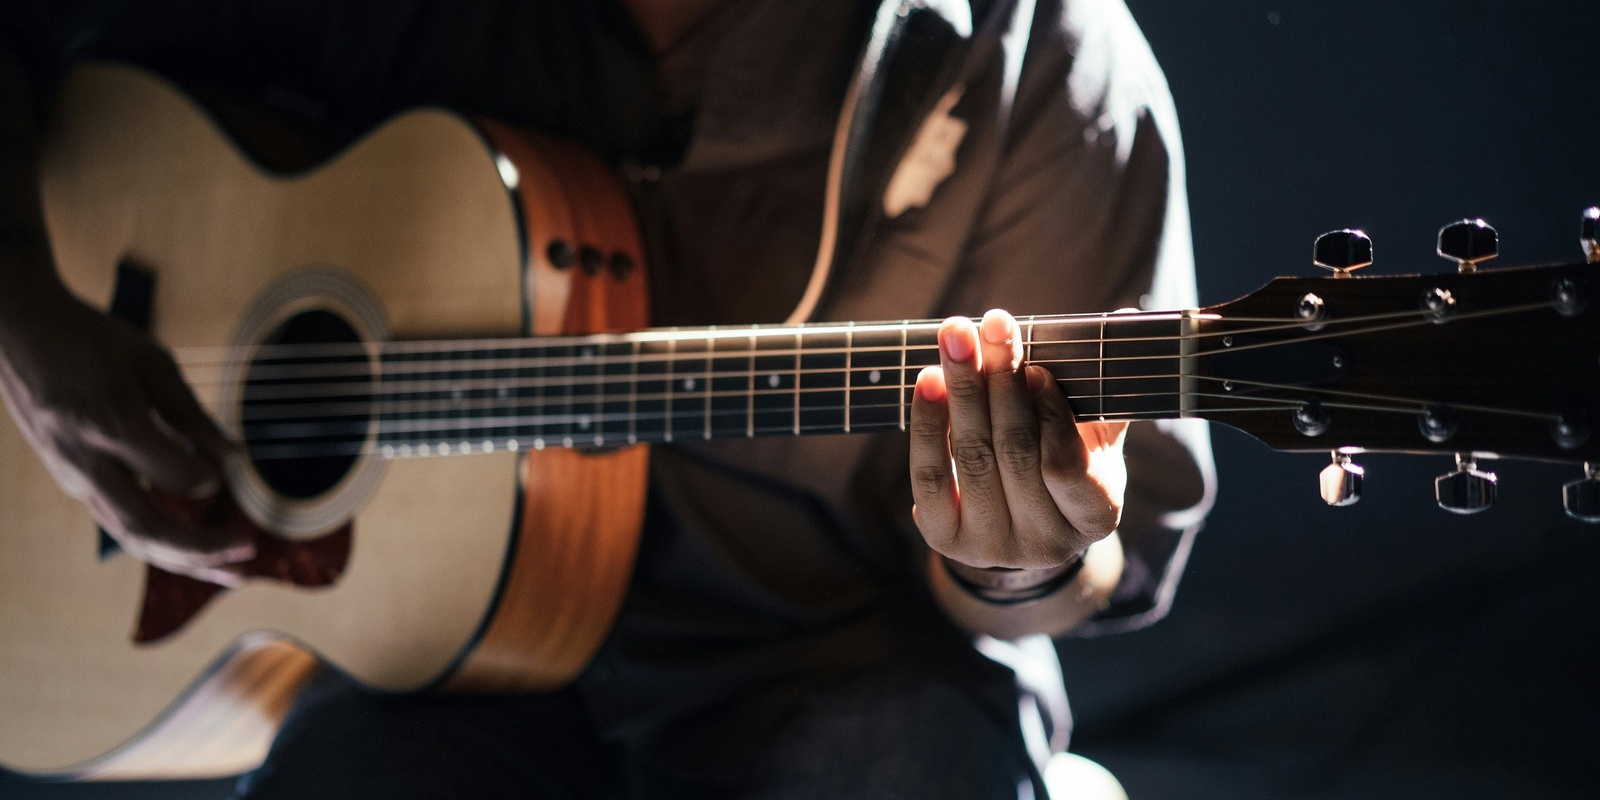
[0,64,649,778]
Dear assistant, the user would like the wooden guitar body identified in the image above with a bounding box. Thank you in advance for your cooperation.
[0,64,649,778]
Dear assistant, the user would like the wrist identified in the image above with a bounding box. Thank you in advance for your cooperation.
[938,552,1084,605]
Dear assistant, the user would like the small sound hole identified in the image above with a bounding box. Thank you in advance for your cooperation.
[242,310,372,499]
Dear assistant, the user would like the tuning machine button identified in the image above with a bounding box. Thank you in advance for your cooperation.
[1438,219,1498,273]
[1562,463,1600,523]
[1582,207,1599,263]
[1313,229,1373,278]
[1435,453,1496,514]
[1319,451,1363,506]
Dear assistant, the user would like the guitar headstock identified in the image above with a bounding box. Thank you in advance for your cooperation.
[1189,210,1600,520]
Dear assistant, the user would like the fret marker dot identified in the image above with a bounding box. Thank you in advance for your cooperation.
[482,440,494,453]
[768,374,780,388]
[684,378,696,391]
[533,438,546,450]
[869,369,881,384]
[562,436,574,448]
[399,444,413,457]
[381,445,395,459]
[455,442,467,454]
[419,444,431,456]
[578,415,592,430]
[497,386,510,399]
[593,435,604,446]
[507,439,519,451]
[582,347,596,359]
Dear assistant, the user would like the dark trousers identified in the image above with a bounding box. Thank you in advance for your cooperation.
[234,670,1041,800]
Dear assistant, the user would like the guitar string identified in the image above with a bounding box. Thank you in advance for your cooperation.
[225,368,1177,419]
[232,375,1550,453]
[237,380,1188,431]
[170,300,1556,428]
[170,300,1552,391]
[166,303,1450,372]
[234,393,1428,462]
[230,365,1564,427]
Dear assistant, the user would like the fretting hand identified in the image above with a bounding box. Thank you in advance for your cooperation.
[909,309,1128,571]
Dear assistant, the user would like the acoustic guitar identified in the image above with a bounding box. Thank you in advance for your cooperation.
[3,64,1597,780]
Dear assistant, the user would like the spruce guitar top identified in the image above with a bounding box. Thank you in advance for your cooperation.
[2,63,1596,780]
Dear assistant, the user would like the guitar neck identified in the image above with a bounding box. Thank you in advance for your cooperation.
[343,311,1190,459]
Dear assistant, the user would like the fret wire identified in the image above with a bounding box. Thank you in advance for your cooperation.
[1098,316,1106,420]
[629,339,640,445]
[844,323,854,434]
[702,326,713,441]
[665,331,676,443]
[746,328,756,439]
[590,342,603,446]
[791,331,801,436]
[898,322,908,432]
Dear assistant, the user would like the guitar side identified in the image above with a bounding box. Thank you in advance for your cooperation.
[0,65,646,778]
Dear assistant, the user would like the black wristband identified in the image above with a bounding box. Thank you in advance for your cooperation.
[940,553,1084,605]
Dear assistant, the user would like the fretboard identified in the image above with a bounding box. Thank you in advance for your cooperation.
[241,313,1187,462]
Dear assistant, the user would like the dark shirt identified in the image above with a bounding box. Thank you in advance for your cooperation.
[1,0,1214,779]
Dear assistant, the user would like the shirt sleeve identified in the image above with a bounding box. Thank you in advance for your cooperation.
[947,0,1216,634]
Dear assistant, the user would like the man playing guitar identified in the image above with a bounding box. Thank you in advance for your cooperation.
[0,0,1212,796]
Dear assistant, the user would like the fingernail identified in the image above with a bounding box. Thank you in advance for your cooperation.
[916,367,945,401]
[980,310,1012,345]
[939,321,974,362]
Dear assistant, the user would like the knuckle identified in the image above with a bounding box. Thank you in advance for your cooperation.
[1079,505,1122,537]
[944,374,987,403]
[911,410,948,439]
[992,428,1041,474]
[1042,445,1086,480]
[1035,395,1073,425]
[950,438,997,478]
[912,465,951,498]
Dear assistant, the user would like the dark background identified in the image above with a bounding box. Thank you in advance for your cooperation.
[5,1,1598,797]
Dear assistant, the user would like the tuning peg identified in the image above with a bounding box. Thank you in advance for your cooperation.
[1319,451,1363,506]
[1313,229,1373,278]
[1435,453,1496,514]
[1437,219,1498,272]
[1562,463,1600,523]
[1582,207,1599,263]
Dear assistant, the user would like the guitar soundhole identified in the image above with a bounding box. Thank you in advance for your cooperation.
[241,309,373,499]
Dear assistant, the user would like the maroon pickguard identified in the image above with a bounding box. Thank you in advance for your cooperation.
[133,490,352,645]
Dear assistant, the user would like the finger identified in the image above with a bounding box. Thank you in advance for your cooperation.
[909,366,959,549]
[98,405,224,498]
[143,350,237,464]
[978,311,1065,542]
[82,453,254,570]
[938,316,1006,530]
[1032,365,1121,541]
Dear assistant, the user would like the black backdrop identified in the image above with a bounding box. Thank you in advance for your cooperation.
[4,1,1598,797]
